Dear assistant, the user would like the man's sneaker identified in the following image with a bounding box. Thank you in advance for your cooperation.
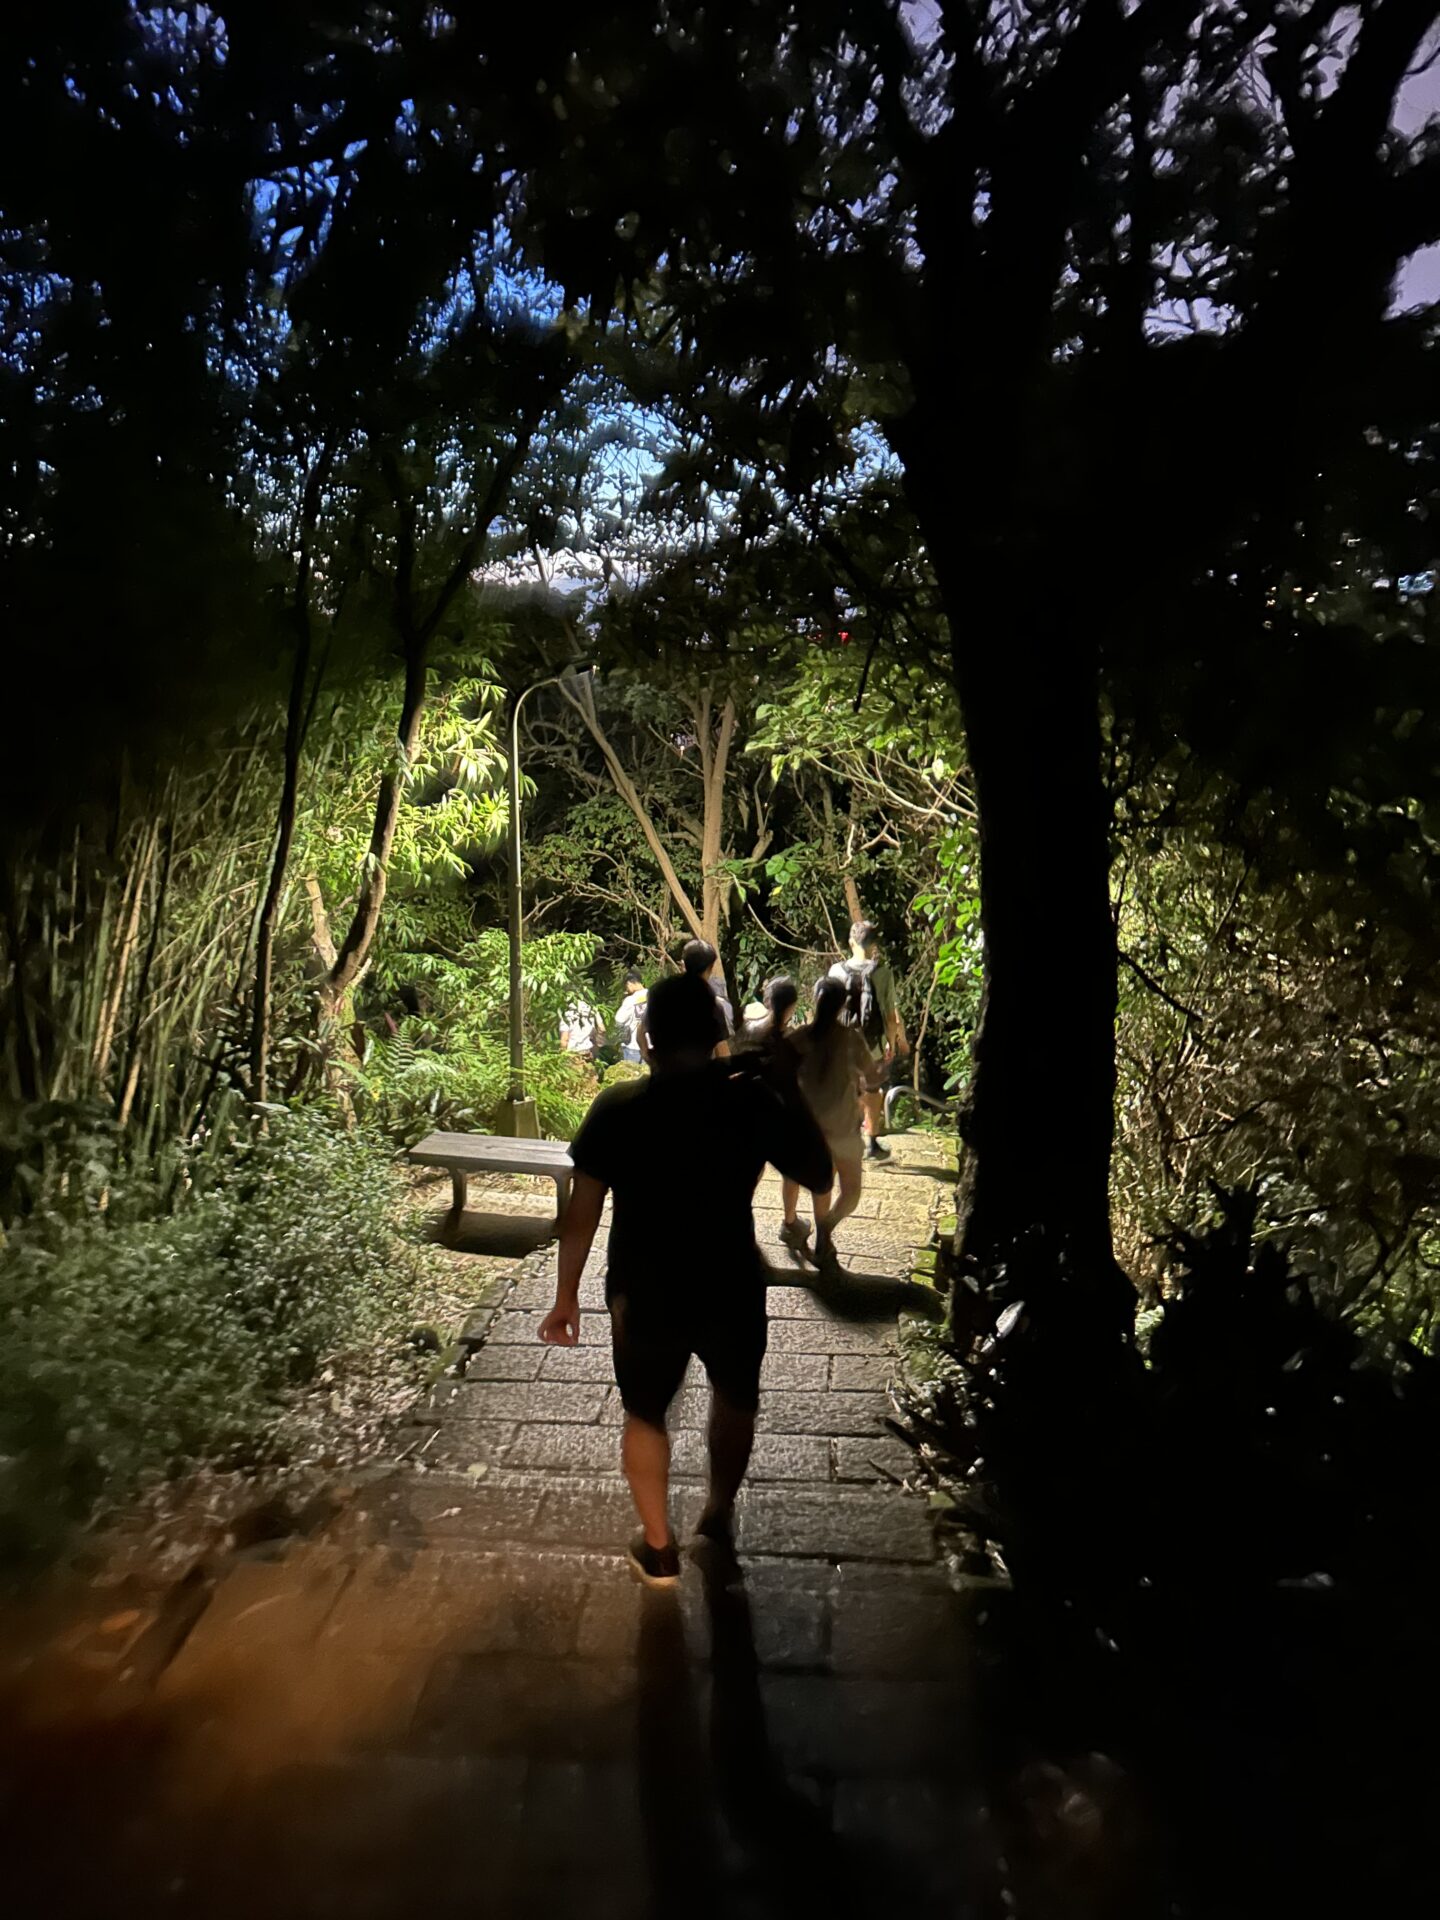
[778,1219,810,1258]
[627,1532,682,1587]
[692,1504,742,1580]
[866,1135,891,1161]
[694,1503,735,1548]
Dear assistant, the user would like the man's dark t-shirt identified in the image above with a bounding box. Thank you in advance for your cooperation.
[569,1061,832,1307]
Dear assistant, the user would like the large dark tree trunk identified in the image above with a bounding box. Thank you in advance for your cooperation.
[923,529,1129,1328]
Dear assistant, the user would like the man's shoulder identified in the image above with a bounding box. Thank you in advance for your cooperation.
[580,1078,650,1130]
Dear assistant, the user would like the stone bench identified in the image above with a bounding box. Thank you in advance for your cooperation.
[408,1131,575,1226]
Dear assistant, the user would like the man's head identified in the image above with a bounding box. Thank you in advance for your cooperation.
[681,938,719,979]
[643,972,725,1066]
[849,919,880,957]
[623,968,644,991]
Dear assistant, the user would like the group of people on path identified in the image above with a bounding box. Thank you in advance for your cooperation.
[539,921,911,1587]
[560,967,653,1065]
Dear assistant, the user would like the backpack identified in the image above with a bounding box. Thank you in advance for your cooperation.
[834,957,887,1050]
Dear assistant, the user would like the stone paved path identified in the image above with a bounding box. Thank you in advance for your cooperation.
[14,1137,978,1920]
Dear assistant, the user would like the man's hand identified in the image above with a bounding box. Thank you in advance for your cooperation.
[539,1299,581,1346]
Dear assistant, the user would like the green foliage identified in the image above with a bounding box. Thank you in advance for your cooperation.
[347,1016,592,1146]
[301,669,510,904]
[1110,753,1440,1341]
[600,1059,647,1088]
[0,1110,421,1575]
[911,826,984,1089]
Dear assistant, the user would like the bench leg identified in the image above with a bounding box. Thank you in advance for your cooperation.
[554,1174,571,1233]
[450,1170,468,1213]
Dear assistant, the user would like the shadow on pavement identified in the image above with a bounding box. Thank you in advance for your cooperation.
[767,1267,943,1325]
[635,1553,917,1920]
[425,1210,556,1256]
[879,1161,958,1184]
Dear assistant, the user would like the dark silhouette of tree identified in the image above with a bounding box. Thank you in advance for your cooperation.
[501,0,1440,1314]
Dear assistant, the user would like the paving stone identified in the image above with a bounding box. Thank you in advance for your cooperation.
[573,1566,827,1673]
[736,1433,833,1482]
[539,1344,618,1382]
[736,1487,934,1563]
[829,1354,894,1392]
[319,1557,586,1660]
[409,1654,638,1761]
[419,1418,519,1472]
[359,1481,545,1549]
[533,1477,705,1548]
[508,1272,607,1311]
[718,1583,829,1670]
[465,1345,544,1381]
[832,1775,973,1905]
[760,1284,851,1318]
[829,1588,966,1679]
[489,1311,611,1348]
[505,1423,625,1474]
[519,1759,651,1869]
[756,1391,887,1436]
[765,1318,896,1355]
[760,1351,831,1391]
[833,1434,918,1484]
[757,1675,966,1775]
[450,1380,608,1425]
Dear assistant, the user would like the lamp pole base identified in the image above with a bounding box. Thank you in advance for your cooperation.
[494,1096,540,1139]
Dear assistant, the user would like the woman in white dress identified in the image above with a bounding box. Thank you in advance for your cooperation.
[785,973,878,1273]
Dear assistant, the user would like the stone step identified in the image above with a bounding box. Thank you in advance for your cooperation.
[363,1475,936,1566]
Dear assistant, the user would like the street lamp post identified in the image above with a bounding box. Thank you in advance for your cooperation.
[495,662,593,1138]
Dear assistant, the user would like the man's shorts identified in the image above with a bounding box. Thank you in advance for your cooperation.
[609,1281,768,1428]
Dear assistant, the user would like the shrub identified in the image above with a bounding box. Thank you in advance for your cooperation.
[347,1016,594,1145]
[0,1109,421,1575]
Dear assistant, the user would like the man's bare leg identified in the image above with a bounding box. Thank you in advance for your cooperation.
[781,1177,801,1225]
[622,1415,673,1549]
[861,1086,885,1141]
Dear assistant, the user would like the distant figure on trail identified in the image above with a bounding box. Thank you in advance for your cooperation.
[539,972,832,1586]
[829,919,908,1159]
[560,995,604,1065]
[681,936,735,1058]
[613,968,648,1064]
[784,973,881,1273]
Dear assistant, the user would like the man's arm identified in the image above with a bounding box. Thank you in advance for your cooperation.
[539,1171,606,1346]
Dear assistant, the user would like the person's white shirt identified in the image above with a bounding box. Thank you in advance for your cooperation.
[560,1001,601,1053]
[614,987,647,1048]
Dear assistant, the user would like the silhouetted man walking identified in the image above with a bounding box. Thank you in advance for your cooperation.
[540,973,832,1583]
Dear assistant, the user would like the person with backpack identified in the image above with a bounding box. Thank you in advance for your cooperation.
[560,995,605,1065]
[613,968,648,1064]
[681,936,735,1057]
[829,919,909,1160]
